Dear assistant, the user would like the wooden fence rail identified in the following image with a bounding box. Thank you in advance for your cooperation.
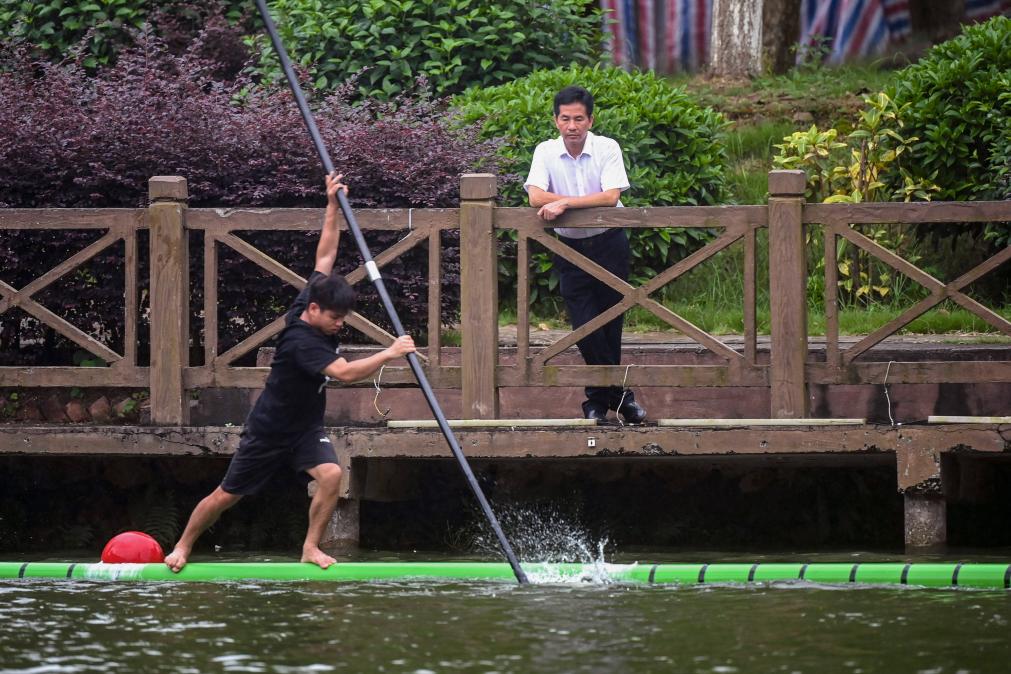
[1,171,1009,423]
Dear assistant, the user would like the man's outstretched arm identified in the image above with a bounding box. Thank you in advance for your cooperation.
[314,173,349,276]
[322,335,416,383]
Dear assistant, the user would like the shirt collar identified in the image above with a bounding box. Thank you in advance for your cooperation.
[556,131,596,159]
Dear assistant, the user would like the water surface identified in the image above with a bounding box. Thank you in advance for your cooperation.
[2,550,1009,673]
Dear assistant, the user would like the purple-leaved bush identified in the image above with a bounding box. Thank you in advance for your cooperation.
[0,29,500,365]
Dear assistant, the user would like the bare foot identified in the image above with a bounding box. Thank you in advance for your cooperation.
[164,547,190,573]
[301,546,336,569]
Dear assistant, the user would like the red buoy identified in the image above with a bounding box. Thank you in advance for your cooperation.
[100,531,165,564]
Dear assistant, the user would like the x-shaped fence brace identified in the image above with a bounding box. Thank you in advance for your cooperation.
[809,203,1011,367]
[828,223,1011,364]
[514,220,756,369]
[202,222,435,368]
[0,226,137,367]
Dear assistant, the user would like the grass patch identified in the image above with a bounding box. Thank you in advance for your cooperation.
[673,63,896,128]
[504,301,1010,339]
[625,304,762,335]
[723,122,796,203]
[749,63,895,104]
[815,302,1011,339]
[440,328,462,347]
[678,65,896,204]
[726,158,770,204]
[726,120,797,161]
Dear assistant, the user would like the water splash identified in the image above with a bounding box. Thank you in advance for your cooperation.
[468,504,617,584]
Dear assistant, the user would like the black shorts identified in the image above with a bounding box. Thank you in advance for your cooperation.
[221,427,339,496]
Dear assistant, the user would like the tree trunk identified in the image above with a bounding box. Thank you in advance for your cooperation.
[709,0,764,78]
[763,0,801,74]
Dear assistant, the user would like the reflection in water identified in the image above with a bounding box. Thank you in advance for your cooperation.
[1,572,1010,674]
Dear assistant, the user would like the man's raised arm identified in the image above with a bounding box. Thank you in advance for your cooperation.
[314,173,349,276]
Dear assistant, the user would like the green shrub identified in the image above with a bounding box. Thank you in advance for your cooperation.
[883,16,1011,201]
[879,17,1011,301]
[452,64,728,308]
[1,0,145,66]
[247,0,601,100]
[985,121,1010,251]
[987,84,1011,250]
[0,0,248,68]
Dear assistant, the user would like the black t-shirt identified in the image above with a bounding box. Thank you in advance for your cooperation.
[245,271,342,438]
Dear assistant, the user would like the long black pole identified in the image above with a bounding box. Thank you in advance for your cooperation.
[253,0,527,584]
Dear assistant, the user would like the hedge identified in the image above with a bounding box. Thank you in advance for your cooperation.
[883,16,1011,202]
[246,0,601,100]
[0,0,250,69]
[881,16,1011,284]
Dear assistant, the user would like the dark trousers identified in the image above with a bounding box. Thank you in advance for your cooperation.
[553,228,635,412]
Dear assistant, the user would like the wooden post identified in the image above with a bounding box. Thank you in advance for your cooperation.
[459,174,499,419]
[149,176,189,425]
[768,170,809,418]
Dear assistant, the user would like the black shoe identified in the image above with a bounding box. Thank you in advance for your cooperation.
[583,405,609,423]
[618,400,647,424]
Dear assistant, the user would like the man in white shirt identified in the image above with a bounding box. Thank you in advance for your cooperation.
[524,86,646,424]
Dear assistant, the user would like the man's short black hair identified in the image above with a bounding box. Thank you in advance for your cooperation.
[553,85,594,118]
[307,273,355,315]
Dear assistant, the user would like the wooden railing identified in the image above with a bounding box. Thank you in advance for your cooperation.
[495,202,768,385]
[1,171,1009,424]
[806,199,1011,390]
[182,193,460,389]
[161,177,465,423]
[0,208,146,388]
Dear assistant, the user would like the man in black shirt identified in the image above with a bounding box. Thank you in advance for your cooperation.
[165,174,416,572]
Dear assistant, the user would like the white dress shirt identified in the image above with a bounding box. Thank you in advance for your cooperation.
[523,131,630,239]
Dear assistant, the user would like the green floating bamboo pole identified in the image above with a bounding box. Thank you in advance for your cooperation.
[1,561,1009,588]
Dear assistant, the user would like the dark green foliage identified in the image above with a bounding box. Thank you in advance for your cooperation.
[884,16,1011,202]
[452,65,729,307]
[881,17,1011,298]
[0,0,250,69]
[987,91,1011,250]
[248,0,601,100]
[1,0,148,66]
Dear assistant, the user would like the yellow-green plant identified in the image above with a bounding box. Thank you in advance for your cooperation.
[774,93,938,204]
[773,93,939,305]
[772,125,847,202]
[827,93,939,203]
